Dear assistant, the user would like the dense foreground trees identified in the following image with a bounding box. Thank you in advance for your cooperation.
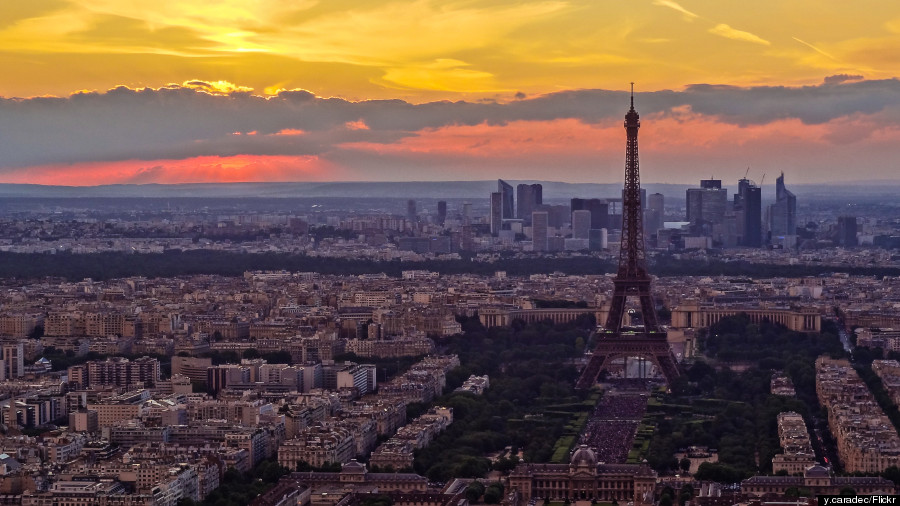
[645,314,846,479]
[412,315,594,482]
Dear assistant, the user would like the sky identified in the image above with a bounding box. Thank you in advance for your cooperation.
[2,0,900,186]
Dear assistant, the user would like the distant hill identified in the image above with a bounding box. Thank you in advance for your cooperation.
[0,180,897,201]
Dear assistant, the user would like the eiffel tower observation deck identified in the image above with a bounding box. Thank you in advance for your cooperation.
[576,87,680,389]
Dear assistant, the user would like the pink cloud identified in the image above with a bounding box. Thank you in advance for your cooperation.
[344,120,370,131]
[274,128,306,136]
[0,155,342,186]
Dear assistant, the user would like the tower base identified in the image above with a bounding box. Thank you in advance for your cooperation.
[576,331,679,389]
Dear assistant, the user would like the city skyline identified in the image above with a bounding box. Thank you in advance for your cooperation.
[3,1,900,185]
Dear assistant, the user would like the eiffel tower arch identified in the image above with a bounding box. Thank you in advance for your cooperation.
[576,87,680,389]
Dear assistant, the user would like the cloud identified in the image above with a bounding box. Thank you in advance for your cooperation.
[2,79,900,183]
[708,24,770,45]
[182,80,254,95]
[1,155,339,186]
[823,74,864,85]
[651,0,698,21]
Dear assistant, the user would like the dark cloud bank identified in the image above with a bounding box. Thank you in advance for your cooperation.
[1,77,899,169]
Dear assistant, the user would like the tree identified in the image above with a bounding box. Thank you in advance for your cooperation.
[840,487,857,496]
[484,482,504,504]
[882,466,900,485]
[659,494,673,506]
[679,458,691,473]
[678,484,694,506]
[361,494,393,506]
[28,325,44,339]
[466,482,485,503]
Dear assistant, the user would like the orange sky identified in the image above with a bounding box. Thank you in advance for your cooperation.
[2,1,900,185]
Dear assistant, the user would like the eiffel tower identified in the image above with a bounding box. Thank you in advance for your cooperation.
[575,86,680,389]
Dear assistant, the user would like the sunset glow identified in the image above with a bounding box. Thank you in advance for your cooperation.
[0,155,340,186]
[2,1,900,184]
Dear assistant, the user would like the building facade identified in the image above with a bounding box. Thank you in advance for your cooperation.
[509,446,656,504]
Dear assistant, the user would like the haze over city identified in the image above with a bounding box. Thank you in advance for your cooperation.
[3,1,900,186]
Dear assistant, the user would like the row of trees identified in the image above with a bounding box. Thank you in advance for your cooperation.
[465,481,506,504]
[4,250,900,282]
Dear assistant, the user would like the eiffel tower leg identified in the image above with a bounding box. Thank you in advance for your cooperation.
[605,293,626,331]
[638,294,659,330]
[576,352,609,390]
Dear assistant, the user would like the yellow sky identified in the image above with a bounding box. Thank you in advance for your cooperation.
[3,0,899,101]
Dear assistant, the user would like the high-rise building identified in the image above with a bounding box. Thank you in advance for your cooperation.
[1,342,24,379]
[645,193,664,239]
[686,179,728,241]
[535,204,570,228]
[589,228,608,251]
[571,198,609,229]
[436,201,447,226]
[516,183,543,222]
[498,179,515,220]
[572,210,591,240]
[490,192,502,236]
[407,200,417,223]
[769,172,797,238]
[462,202,472,225]
[734,178,762,247]
[837,216,858,247]
[532,211,549,252]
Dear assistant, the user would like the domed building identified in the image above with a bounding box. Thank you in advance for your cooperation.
[570,445,597,469]
[508,445,656,504]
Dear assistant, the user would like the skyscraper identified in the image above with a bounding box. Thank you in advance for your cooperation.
[436,201,447,226]
[837,216,858,247]
[517,183,543,222]
[768,172,797,238]
[734,178,762,247]
[490,192,502,236]
[570,198,609,229]
[572,210,591,239]
[645,193,664,239]
[498,179,515,220]
[532,211,548,251]
[407,199,417,223]
[686,179,727,241]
